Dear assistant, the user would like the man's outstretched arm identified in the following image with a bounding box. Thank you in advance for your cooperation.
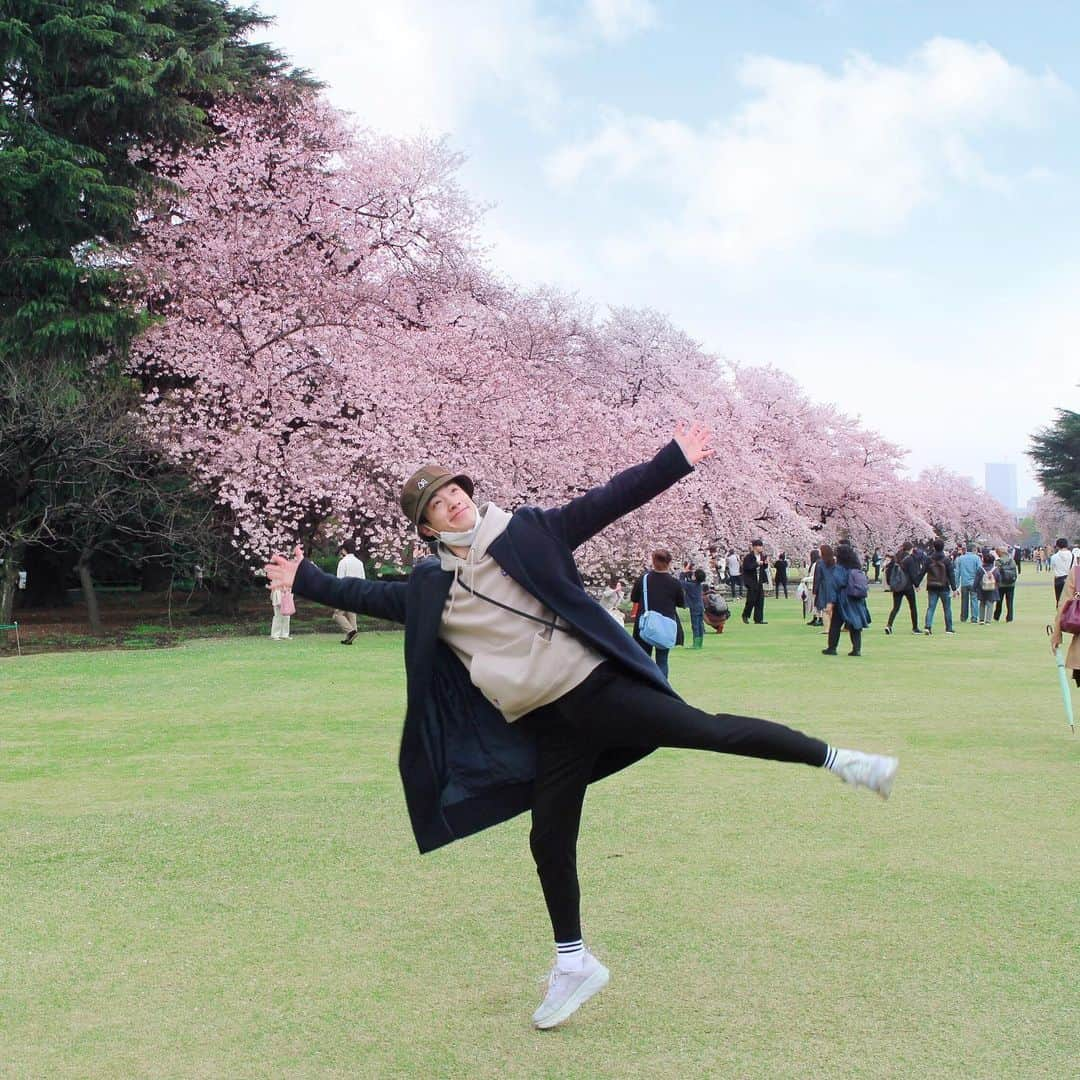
[543,421,714,551]
[264,546,408,625]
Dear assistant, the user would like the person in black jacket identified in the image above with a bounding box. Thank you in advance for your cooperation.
[741,539,769,624]
[772,552,789,598]
[922,538,958,635]
[631,549,685,676]
[264,423,899,1031]
[884,541,923,635]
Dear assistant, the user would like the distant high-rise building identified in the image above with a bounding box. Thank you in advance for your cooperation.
[985,463,1018,510]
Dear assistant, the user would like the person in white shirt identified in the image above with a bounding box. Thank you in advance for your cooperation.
[1050,538,1075,603]
[334,543,367,643]
[725,549,743,598]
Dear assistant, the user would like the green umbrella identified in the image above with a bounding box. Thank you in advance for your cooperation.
[1047,626,1076,732]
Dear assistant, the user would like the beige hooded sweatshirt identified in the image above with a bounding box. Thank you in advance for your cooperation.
[437,504,603,721]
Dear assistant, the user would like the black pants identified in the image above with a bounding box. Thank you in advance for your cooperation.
[743,583,765,623]
[827,617,862,653]
[774,577,788,599]
[728,573,743,598]
[994,585,1015,621]
[1054,576,1067,603]
[886,587,918,630]
[522,663,828,942]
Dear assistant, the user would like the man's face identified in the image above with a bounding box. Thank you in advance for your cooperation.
[420,482,478,539]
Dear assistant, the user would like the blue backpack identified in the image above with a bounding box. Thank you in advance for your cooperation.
[846,568,869,600]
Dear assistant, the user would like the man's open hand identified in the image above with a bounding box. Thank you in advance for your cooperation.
[265,544,304,590]
[674,420,715,467]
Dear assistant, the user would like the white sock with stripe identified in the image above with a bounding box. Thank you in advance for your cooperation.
[822,745,838,771]
[555,939,585,972]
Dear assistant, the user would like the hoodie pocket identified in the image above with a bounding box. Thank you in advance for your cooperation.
[469,631,555,717]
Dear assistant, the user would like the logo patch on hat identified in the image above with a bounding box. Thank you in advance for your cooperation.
[416,478,428,490]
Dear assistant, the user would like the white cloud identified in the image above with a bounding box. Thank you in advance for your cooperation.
[584,0,657,42]
[256,0,655,135]
[546,38,1070,263]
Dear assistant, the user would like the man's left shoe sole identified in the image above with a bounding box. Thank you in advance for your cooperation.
[534,967,610,1030]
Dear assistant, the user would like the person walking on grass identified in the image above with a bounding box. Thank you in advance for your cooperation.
[819,542,871,656]
[679,562,706,649]
[1049,559,1080,690]
[741,539,768,624]
[1050,538,1074,603]
[922,539,958,636]
[884,541,922,635]
[264,422,899,1031]
[993,546,1018,623]
[725,549,743,599]
[631,550,686,676]
[333,542,366,644]
[812,545,833,630]
[975,552,999,624]
[772,552,789,599]
[955,544,982,624]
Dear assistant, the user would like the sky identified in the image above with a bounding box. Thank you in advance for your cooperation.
[255,0,1080,507]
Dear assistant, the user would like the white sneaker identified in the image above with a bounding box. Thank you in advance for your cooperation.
[532,950,610,1030]
[831,749,899,800]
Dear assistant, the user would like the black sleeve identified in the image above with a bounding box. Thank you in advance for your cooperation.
[630,574,644,604]
[542,441,693,550]
[293,559,408,624]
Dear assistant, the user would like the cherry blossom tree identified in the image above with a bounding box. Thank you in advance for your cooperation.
[909,468,1017,546]
[128,89,1012,579]
[1030,493,1080,546]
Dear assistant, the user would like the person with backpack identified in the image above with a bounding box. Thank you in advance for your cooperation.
[993,546,1018,622]
[922,539,958,635]
[630,549,686,678]
[975,552,999,624]
[820,541,871,656]
[702,572,731,633]
[955,544,983,623]
[884,541,922,635]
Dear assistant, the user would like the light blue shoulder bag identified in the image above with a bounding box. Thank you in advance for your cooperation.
[638,573,678,650]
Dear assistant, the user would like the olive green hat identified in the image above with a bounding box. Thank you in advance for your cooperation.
[400,463,474,531]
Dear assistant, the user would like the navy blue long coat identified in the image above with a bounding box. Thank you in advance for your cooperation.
[292,440,693,853]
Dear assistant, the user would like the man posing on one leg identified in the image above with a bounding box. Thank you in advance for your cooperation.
[265,424,899,1031]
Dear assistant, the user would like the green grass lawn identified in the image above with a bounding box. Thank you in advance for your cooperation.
[2,582,1077,1078]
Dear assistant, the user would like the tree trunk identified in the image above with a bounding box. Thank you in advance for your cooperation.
[77,551,104,635]
[0,540,22,626]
